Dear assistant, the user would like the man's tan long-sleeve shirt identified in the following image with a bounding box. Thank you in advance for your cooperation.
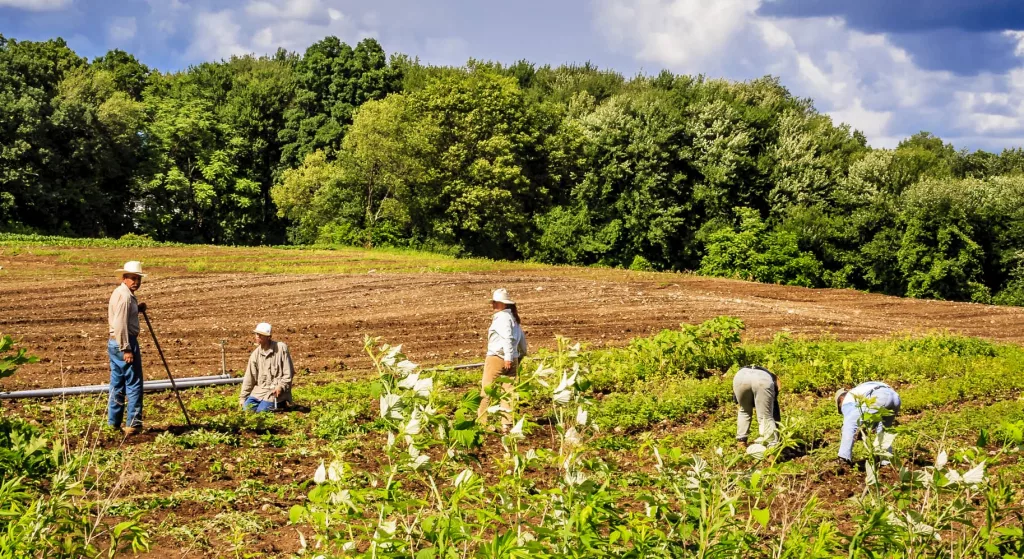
[108,283,140,351]
[240,341,294,405]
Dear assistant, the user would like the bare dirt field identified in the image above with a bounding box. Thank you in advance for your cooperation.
[3,244,1023,391]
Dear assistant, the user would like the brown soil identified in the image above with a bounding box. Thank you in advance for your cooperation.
[4,249,1023,557]
[4,262,1024,390]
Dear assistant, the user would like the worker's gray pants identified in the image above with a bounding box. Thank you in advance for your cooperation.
[733,367,779,445]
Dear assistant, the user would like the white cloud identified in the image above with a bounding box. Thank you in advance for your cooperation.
[597,0,760,72]
[188,10,248,60]
[594,0,1024,148]
[1007,31,1024,58]
[145,0,187,36]
[183,1,367,62]
[246,0,332,22]
[828,99,892,139]
[0,0,69,11]
[108,16,137,43]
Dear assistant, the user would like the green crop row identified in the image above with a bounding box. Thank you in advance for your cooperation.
[6,321,1024,556]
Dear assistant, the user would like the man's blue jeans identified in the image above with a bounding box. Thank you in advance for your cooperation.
[838,387,901,460]
[243,396,277,413]
[108,337,143,428]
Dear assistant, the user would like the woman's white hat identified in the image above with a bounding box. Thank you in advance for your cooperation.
[117,261,147,277]
[491,288,515,305]
[253,323,272,336]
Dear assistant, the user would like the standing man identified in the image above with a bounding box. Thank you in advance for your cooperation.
[835,381,901,467]
[108,261,147,435]
[240,323,294,412]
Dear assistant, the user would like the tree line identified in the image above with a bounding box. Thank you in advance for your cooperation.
[3,34,1024,305]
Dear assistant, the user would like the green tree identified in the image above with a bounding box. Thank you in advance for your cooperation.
[699,207,823,287]
[140,55,294,244]
[278,37,401,169]
[893,132,959,180]
[336,94,435,246]
[412,69,545,258]
[271,150,346,244]
[550,89,696,268]
[218,56,296,243]
[897,179,991,301]
[0,36,85,233]
[49,66,149,236]
[140,90,228,242]
[272,94,437,247]
[92,49,152,99]
[767,109,866,214]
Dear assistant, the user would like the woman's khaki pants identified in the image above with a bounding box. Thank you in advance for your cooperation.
[478,355,517,426]
[733,367,779,444]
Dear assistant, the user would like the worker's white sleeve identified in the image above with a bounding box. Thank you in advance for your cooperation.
[497,315,515,360]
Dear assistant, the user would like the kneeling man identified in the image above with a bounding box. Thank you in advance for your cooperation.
[240,323,294,412]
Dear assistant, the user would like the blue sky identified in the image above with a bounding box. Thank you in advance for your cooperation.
[3,0,1024,152]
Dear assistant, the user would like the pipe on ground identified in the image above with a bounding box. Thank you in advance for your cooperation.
[0,375,240,400]
[424,362,485,372]
[2,362,487,401]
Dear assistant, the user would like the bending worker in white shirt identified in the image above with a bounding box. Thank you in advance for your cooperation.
[477,288,528,428]
[835,381,901,466]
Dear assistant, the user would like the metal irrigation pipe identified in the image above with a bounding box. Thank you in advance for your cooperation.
[0,376,240,400]
[142,309,192,427]
[2,360,485,401]
[423,362,485,372]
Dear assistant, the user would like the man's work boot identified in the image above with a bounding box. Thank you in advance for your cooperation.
[835,457,853,474]
[122,426,140,436]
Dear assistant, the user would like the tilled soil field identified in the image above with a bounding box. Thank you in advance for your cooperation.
[4,247,1024,391]
[4,245,1024,558]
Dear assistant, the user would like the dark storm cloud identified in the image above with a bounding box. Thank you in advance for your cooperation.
[758,0,1024,33]
[887,29,1021,75]
[758,0,1024,76]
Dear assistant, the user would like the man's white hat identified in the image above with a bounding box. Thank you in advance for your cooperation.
[253,322,272,336]
[117,261,147,277]
[491,288,515,305]
[834,388,848,415]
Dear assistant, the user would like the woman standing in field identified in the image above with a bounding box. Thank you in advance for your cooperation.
[478,288,528,430]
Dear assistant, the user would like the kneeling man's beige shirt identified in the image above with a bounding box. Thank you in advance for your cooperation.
[240,341,294,405]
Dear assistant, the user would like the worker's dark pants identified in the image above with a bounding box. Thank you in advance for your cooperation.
[108,336,143,428]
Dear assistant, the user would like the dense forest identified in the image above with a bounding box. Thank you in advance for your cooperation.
[4,34,1024,305]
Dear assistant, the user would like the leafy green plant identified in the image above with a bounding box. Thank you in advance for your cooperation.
[0,333,38,385]
[0,417,57,482]
[629,254,655,271]
[589,317,747,393]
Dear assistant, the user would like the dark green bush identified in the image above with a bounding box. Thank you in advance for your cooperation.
[699,208,823,287]
[0,418,57,482]
[629,255,655,272]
